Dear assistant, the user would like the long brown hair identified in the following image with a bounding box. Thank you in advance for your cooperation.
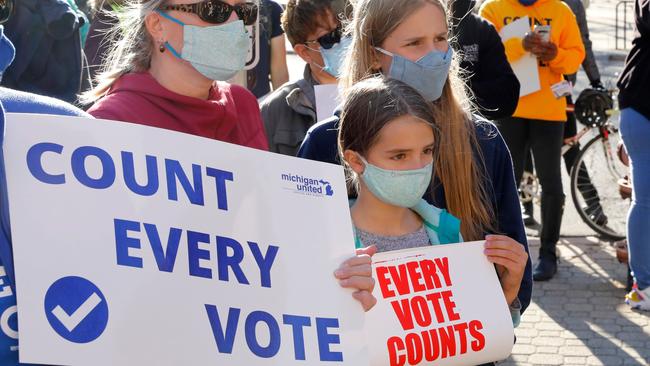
[342,0,495,239]
[338,76,441,192]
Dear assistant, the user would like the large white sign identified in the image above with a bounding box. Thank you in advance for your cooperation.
[365,242,514,366]
[2,114,368,365]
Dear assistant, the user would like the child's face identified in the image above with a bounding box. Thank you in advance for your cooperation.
[293,9,340,83]
[361,115,435,172]
[376,3,449,72]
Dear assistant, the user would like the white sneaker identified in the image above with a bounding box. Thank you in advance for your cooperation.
[625,286,650,311]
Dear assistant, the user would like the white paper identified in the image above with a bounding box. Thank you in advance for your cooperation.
[2,113,368,366]
[365,242,514,366]
[499,16,540,97]
[315,84,341,122]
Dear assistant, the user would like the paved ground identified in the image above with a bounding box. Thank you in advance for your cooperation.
[502,237,650,366]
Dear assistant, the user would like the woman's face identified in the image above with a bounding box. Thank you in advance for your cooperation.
[363,115,435,172]
[377,3,449,72]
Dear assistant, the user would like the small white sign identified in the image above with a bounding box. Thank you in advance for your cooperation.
[500,16,541,97]
[365,242,514,366]
[2,114,368,366]
[315,84,341,122]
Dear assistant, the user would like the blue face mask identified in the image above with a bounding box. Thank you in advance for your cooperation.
[306,36,352,78]
[157,11,249,81]
[320,36,352,78]
[358,155,433,208]
[376,47,453,101]
[518,0,538,5]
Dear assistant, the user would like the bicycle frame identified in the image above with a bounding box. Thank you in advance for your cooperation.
[597,124,626,181]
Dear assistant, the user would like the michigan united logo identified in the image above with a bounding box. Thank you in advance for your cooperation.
[281,173,334,197]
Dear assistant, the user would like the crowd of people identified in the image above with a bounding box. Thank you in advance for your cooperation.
[0,0,648,364]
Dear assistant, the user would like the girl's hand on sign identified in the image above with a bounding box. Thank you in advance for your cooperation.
[335,245,378,311]
[483,235,528,305]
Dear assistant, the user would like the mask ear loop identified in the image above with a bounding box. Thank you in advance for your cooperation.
[155,11,184,59]
[355,153,370,175]
[373,47,395,73]
[374,47,394,57]
[303,44,328,72]
[156,10,186,26]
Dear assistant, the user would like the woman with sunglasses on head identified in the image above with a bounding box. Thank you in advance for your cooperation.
[298,0,533,333]
[83,0,268,149]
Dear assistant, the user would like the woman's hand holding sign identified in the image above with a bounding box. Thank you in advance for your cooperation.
[483,235,528,305]
[335,245,378,311]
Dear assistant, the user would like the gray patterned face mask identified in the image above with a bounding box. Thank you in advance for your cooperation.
[375,47,453,101]
[358,154,433,208]
[157,11,249,81]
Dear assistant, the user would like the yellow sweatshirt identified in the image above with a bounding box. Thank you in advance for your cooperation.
[479,0,585,121]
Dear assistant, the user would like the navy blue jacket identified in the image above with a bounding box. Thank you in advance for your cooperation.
[617,0,650,121]
[2,0,83,104]
[297,114,533,314]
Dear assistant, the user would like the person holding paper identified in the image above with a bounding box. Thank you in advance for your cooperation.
[521,0,607,227]
[298,0,533,317]
[82,0,268,150]
[480,0,585,281]
[260,0,349,155]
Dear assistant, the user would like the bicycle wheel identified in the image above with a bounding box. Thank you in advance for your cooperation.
[570,132,628,240]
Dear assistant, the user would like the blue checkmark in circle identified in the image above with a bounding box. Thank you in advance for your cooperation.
[44,276,109,343]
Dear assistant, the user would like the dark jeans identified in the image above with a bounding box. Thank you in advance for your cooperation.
[497,117,565,254]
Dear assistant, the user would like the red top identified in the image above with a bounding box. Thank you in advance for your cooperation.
[88,72,268,150]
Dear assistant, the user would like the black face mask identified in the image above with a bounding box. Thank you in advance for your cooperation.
[0,0,14,25]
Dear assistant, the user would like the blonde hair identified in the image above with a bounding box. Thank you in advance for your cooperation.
[80,0,165,104]
[343,0,495,240]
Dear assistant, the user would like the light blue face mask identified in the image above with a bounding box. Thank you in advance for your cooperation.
[157,11,249,81]
[320,36,352,78]
[306,36,352,78]
[358,155,433,208]
[376,47,453,101]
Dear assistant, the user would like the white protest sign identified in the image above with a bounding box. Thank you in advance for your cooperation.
[315,84,341,122]
[499,16,541,97]
[365,242,514,366]
[2,113,369,366]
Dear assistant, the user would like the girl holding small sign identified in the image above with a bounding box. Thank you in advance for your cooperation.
[337,75,526,324]
[319,0,530,330]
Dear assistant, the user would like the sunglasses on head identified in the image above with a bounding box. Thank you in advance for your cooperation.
[304,25,342,50]
[159,0,258,26]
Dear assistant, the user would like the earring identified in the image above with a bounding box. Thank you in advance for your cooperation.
[159,43,165,53]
